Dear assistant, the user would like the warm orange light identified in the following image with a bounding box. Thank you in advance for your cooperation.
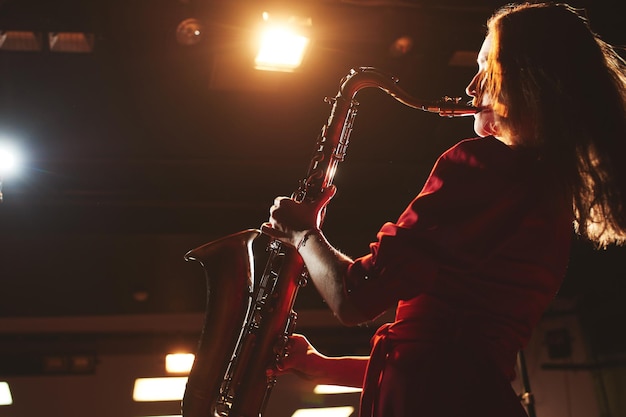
[48,32,94,53]
[291,406,355,417]
[0,382,12,406]
[165,353,195,374]
[132,377,187,402]
[0,31,42,51]
[254,13,311,72]
[314,384,362,394]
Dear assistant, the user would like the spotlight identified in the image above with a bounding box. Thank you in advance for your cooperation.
[389,35,414,58]
[0,139,23,202]
[254,13,311,72]
[176,18,203,46]
[0,142,21,177]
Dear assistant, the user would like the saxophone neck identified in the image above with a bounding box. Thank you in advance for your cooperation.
[340,67,480,117]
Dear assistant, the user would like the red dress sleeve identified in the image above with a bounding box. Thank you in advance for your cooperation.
[344,136,572,322]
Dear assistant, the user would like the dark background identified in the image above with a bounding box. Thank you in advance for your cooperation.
[0,0,624,415]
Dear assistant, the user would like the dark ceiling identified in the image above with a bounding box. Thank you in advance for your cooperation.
[0,0,625,359]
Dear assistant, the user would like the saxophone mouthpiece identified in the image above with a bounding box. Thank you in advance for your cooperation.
[429,97,482,117]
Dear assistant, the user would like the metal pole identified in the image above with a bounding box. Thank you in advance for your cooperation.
[518,350,537,417]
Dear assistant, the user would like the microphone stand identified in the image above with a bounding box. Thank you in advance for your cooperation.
[517,350,537,417]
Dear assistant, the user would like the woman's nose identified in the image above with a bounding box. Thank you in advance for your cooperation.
[466,74,479,97]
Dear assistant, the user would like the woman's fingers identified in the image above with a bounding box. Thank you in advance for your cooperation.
[267,334,311,376]
[260,222,289,240]
[265,186,337,242]
[318,185,337,207]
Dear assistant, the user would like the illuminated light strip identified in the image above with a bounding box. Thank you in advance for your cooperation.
[132,377,187,402]
[292,406,355,417]
[48,32,94,53]
[0,382,12,406]
[0,31,42,51]
[165,353,194,374]
[313,384,362,394]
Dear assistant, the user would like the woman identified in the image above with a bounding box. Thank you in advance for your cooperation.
[263,2,626,416]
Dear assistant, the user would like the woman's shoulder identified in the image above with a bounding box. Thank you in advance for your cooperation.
[445,135,509,156]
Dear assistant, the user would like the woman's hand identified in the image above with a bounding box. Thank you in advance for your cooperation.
[268,333,370,388]
[269,334,329,381]
[262,185,336,248]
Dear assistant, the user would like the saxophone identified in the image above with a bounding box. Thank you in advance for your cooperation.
[182,67,479,417]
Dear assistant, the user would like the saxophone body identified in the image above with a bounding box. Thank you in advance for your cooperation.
[182,67,478,417]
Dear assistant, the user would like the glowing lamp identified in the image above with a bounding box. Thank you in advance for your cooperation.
[254,13,311,72]
[0,143,20,176]
[132,377,187,402]
[165,353,195,374]
[291,406,355,417]
[313,384,362,394]
[0,382,12,406]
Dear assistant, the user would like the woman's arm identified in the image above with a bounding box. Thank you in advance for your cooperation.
[291,228,368,326]
[262,186,368,325]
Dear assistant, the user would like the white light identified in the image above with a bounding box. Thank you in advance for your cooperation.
[314,384,362,394]
[133,377,187,402]
[166,353,195,374]
[0,141,22,176]
[0,381,12,406]
[291,406,355,417]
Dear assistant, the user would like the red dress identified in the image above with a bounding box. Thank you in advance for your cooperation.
[345,136,573,417]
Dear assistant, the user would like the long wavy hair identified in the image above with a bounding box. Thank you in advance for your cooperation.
[483,2,626,247]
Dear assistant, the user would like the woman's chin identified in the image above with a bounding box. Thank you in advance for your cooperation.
[473,123,493,138]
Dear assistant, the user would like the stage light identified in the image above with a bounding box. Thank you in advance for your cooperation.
[48,32,94,53]
[0,139,23,203]
[291,406,355,417]
[176,18,203,46]
[389,35,414,58]
[133,377,187,402]
[0,141,22,177]
[0,382,12,406]
[254,13,311,72]
[165,353,194,374]
[313,384,362,394]
[0,30,42,51]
